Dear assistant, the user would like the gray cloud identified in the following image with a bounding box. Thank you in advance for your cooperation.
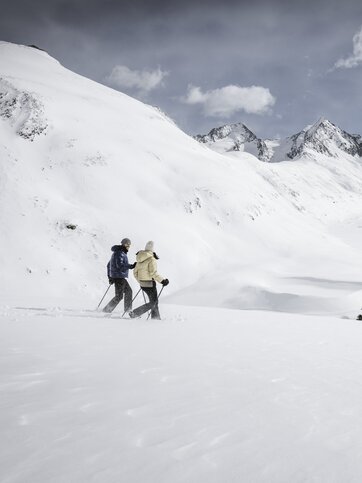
[334,25,362,69]
[183,85,276,117]
[106,65,168,93]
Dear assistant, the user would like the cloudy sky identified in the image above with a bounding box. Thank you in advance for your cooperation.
[2,0,362,138]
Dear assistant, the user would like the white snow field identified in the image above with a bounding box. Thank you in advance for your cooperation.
[1,41,362,482]
[2,305,362,483]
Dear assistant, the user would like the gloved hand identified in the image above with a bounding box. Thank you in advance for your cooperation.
[130,262,137,269]
[108,277,115,285]
[161,279,169,286]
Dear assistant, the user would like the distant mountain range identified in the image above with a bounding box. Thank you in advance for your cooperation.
[195,118,362,162]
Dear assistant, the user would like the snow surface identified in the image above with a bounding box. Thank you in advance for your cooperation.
[1,41,362,482]
[2,304,362,483]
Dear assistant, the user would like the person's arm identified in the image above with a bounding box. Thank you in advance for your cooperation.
[117,252,131,271]
[148,258,164,283]
[133,262,140,283]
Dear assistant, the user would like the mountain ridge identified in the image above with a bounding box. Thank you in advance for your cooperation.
[195,117,362,162]
[195,122,271,161]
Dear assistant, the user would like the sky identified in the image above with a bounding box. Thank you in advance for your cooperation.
[2,0,362,139]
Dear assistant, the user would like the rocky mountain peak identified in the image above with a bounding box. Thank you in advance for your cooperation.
[194,122,271,161]
[283,117,362,160]
[304,117,344,141]
[195,117,362,163]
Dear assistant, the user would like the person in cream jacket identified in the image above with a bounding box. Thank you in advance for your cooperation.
[130,241,169,319]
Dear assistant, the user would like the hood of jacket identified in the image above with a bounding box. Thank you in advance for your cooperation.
[136,250,154,263]
[112,245,127,253]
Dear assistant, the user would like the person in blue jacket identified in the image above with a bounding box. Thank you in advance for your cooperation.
[103,238,136,313]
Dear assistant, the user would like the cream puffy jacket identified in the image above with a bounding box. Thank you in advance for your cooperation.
[134,250,164,285]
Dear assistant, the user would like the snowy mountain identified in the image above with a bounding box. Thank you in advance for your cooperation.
[1,41,362,316]
[194,123,270,161]
[196,118,362,163]
[270,117,362,162]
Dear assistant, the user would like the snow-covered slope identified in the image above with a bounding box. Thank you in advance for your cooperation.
[1,42,362,315]
[3,41,362,483]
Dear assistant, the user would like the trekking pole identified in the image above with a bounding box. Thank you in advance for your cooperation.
[96,284,112,310]
[121,288,142,318]
[147,286,165,320]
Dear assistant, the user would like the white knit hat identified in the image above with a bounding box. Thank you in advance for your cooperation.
[145,240,154,251]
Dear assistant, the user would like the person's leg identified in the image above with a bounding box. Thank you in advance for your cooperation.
[123,279,133,312]
[130,287,153,317]
[148,285,160,319]
[103,279,123,312]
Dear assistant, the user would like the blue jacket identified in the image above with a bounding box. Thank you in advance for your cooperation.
[107,245,132,279]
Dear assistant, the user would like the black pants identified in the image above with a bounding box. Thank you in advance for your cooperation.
[103,279,132,313]
[132,282,160,319]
